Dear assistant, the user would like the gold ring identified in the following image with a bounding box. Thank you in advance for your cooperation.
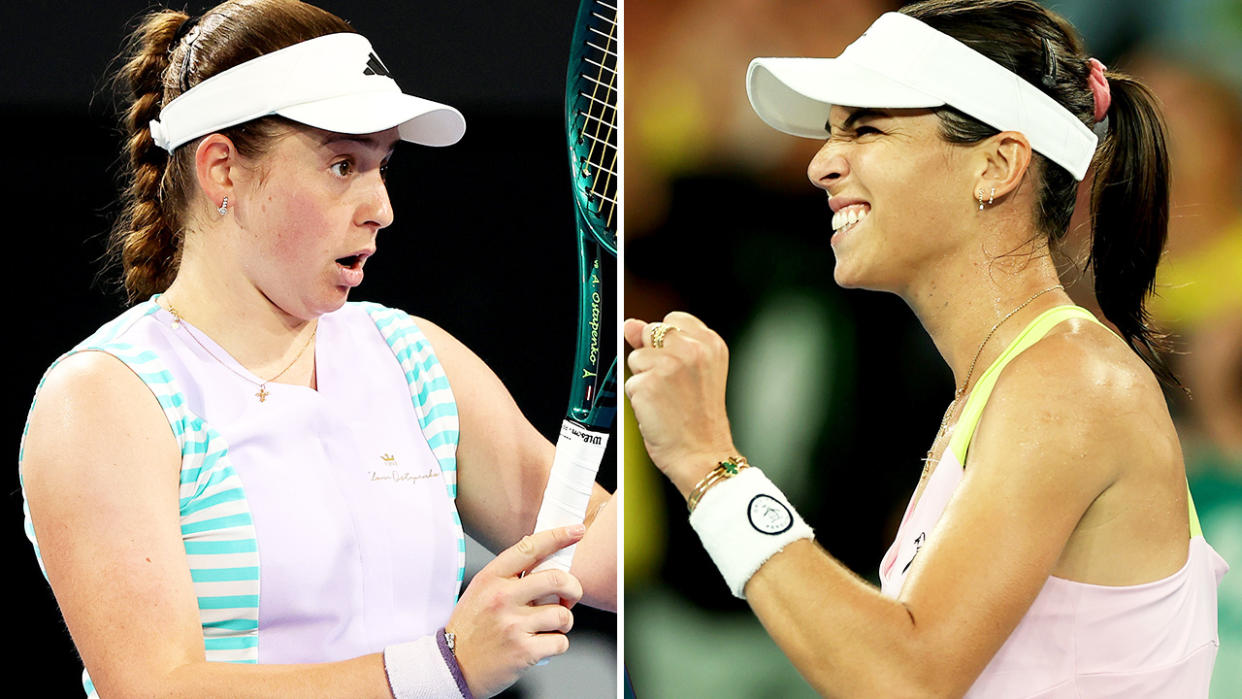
[651,323,680,349]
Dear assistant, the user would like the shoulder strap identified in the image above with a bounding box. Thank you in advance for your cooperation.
[947,305,1102,466]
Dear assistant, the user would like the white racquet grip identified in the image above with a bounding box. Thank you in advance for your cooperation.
[689,467,814,599]
[531,419,609,574]
[383,631,472,698]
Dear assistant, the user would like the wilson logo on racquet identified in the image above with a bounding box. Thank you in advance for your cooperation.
[566,423,605,446]
[748,495,794,535]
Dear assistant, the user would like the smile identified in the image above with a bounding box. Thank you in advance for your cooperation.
[831,204,870,234]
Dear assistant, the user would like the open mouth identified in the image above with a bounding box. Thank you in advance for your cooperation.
[336,254,363,269]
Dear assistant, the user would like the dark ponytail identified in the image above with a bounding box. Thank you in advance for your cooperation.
[106,0,355,304]
[901,0,1181,388]
[1089,76,1178,386]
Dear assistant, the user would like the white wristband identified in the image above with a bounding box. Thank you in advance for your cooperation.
[383,631,472,698]
[688,467,814,599]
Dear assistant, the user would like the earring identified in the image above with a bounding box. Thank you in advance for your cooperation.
[218,196,229,216]
[977,189,985,211]
[988,187,996,205]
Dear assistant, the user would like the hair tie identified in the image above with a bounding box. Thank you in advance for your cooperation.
[170,14,200,50]
[1040,37,1058,89]
[1087,58,1111,123]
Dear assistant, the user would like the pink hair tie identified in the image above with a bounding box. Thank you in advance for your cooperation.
[1087,58,1111,123]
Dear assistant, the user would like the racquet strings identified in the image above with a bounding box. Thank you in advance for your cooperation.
[576,1,618,240]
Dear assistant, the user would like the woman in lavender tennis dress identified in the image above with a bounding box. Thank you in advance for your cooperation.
[18,2,615,697]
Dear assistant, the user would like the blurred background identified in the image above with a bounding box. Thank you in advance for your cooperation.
[4,1,615,696]
[623,0,1241,697]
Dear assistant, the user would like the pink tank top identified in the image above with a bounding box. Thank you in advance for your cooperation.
[879,306,1228,697]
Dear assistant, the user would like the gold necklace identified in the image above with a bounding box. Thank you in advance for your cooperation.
[921,284,1064,477]
[166,303,317,403]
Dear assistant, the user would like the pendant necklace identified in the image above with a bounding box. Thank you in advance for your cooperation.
[166,304,316,403]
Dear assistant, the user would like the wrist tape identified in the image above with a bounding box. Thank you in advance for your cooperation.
[688,467,814,599]
[383,629,473,699]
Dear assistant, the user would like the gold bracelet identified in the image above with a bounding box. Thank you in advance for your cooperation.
[687,456,750,512]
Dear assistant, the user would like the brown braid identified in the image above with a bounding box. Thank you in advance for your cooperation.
[110,10,192,303]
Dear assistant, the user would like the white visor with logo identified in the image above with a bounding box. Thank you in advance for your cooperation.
[746,12,1096,180]
[149,33,465,152]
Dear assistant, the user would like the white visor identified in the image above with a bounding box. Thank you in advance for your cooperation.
[747,12,1096,180]
[149,33,465,152]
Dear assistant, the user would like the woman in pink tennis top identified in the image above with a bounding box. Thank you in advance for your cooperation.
[18,1,615,698]
[625,0,1226,696]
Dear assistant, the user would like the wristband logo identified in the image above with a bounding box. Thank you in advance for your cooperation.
[748,494,793,535]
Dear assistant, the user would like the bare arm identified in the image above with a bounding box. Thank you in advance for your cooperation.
[625,315,1148,696]
[22,351,584,698]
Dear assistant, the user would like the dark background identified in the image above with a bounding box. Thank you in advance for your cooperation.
[4,1,616,695]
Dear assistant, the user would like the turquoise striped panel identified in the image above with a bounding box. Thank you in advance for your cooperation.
[179,487,246,515]
[179,449,227,485]
[184,539,258,555]
[205,636,261,651]
[181,512,254,535]
[203,618,261,631]
[361,302,466,598]
[191,566,260,583]
[198,594,261,610]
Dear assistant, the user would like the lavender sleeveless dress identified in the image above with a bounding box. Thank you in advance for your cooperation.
[21,299,465,696]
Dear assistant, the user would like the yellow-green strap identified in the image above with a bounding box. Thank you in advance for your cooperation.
[1188,483,1204,538]
[947,305,1101,465]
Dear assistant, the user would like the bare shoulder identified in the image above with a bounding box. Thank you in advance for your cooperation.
[1001,318,1166,420]
[407,315,492,377]
[408,315,468,359]
[27,349,170,433]
[971,318,1176,487]
[407,315,507,403]
[22,350,179,489]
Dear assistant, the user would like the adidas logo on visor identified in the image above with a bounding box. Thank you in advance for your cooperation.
[364,52,391,78]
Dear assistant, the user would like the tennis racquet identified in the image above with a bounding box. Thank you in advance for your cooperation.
[532,0,619,575]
